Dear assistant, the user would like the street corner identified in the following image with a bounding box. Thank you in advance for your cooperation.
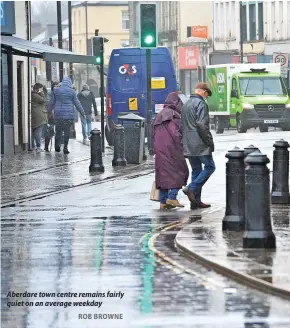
[175,204,290,301]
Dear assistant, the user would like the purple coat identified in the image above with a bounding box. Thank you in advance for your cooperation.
[153,93,189,190]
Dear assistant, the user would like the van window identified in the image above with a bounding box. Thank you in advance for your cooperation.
[239,77,287,96]
[232,78,237,91]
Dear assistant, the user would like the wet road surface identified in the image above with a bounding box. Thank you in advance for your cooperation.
[2,129,290,327]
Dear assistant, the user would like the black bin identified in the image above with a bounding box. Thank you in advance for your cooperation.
[118,113,145,164]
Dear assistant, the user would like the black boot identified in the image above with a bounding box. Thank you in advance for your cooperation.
[44,138,50,152]
[63,147,70,154]
[55,145,61,152]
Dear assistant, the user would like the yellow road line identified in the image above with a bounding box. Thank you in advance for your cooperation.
[145,220,225,289]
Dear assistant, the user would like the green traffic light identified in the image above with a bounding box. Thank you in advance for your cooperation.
[95,57,101,64]
[144,35,154,45]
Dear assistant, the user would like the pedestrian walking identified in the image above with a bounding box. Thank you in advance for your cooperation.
[153,92,189,209]
[48,76,85,154]
[77,84,98,141]
[181,82,216,209]
[31,83,47,151]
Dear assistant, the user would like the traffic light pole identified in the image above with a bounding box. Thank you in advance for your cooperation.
[146,49,154,155]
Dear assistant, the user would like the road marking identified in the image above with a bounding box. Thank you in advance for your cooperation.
[143,220,225,290]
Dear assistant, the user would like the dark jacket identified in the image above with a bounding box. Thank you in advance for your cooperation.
[48,77,85,120]
[181,94,214,157]
[153,93,189,190]
[77,89,97,116]
[31,91,47,129]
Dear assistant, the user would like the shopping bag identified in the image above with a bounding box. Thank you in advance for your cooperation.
[150,181,160,202]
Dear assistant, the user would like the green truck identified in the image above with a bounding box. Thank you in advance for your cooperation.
[206,63,290,133]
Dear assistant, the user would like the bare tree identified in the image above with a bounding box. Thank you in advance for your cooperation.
[31,1,68,26]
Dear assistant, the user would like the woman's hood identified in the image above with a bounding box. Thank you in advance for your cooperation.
[153,92,182,126]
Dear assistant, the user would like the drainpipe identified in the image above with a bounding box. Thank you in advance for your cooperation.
[26,1,32,151]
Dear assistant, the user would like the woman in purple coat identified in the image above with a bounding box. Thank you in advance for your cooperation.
[153,92,189,209]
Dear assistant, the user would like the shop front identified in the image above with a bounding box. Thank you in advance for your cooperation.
[178,46,199,96]
[1,1,95,155]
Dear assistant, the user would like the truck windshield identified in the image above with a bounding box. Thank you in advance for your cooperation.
[239,77,286,96]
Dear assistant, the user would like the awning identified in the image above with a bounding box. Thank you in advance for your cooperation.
[1,35,96,64]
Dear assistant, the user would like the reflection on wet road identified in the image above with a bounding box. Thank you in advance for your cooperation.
[1,215,290,328]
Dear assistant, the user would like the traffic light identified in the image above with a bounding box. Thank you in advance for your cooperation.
[139,2,157,48]
[91,36,104,64]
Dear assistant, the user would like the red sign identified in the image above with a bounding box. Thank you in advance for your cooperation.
[191,26,208,39]
[178,47,199,70]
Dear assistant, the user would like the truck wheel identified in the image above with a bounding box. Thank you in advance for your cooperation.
[259,125,268,133]
[214,117,224,134]
[236,115,247,133]
[105,124,114,146]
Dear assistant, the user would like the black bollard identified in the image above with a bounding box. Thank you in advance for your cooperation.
[222,147,246,231]
[243,150,276,249]
[244,144,259,157]
[89,129,104,173]
[112,125,127,166]
[271,139,290,204]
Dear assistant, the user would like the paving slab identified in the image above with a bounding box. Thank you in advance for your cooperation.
[176,204,290,299]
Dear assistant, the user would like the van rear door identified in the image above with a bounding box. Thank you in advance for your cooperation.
[107,48,147,122]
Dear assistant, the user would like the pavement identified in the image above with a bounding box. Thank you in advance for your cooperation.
[1,120,154,206]
[1,127,290,327]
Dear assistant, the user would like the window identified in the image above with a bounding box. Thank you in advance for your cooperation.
[258,2,264,40]
[249,3,256,40]
[279,1,283,39]
[122,11,129,30]
[79,40,82,54]
[1,51,13,125]
[241,3,247,41]
[78,10,81,33]
[239,77,286,96]
[232,78,237,91]
[120,40,129,47]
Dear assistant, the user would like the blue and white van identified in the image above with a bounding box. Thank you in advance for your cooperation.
[105,47,178,144]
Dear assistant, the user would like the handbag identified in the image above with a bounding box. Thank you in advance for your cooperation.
[150,181,160,202]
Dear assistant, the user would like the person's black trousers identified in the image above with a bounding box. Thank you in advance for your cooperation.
[54,119,74,150]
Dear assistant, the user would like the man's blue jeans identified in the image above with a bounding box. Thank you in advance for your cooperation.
[81,114,92,139]
[187,155,216,203]
[160,188,180,204]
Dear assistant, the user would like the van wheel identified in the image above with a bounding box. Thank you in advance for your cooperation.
[214,117,224,134]
[282,125,290,131]
[237,115,247,133]
[105,124,114,146]
[259,125,268,133]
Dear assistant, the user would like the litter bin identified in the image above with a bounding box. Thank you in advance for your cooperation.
[118,113,145,164]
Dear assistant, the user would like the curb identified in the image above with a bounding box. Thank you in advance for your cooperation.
[1,163,154,208]
[175,228,290,300]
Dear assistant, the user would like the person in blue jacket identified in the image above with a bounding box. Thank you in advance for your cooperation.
[48,77,85,154]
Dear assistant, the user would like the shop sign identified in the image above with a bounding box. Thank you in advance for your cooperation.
[187,26,208,43]
[178,47,199,70]
[1,1,16,35]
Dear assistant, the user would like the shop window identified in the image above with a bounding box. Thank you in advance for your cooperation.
[1,52,13,125]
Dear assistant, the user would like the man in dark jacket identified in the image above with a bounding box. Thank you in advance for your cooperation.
[77,85,98,141]
[181,82,216,209]
[48,77,85,154]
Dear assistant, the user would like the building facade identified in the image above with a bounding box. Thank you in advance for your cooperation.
[1,1,31,154]
[72,1,129,93]
[129,1,213,95]
[213,1,290,85]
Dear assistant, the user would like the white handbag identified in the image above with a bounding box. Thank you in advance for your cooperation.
[150,181,160,202]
